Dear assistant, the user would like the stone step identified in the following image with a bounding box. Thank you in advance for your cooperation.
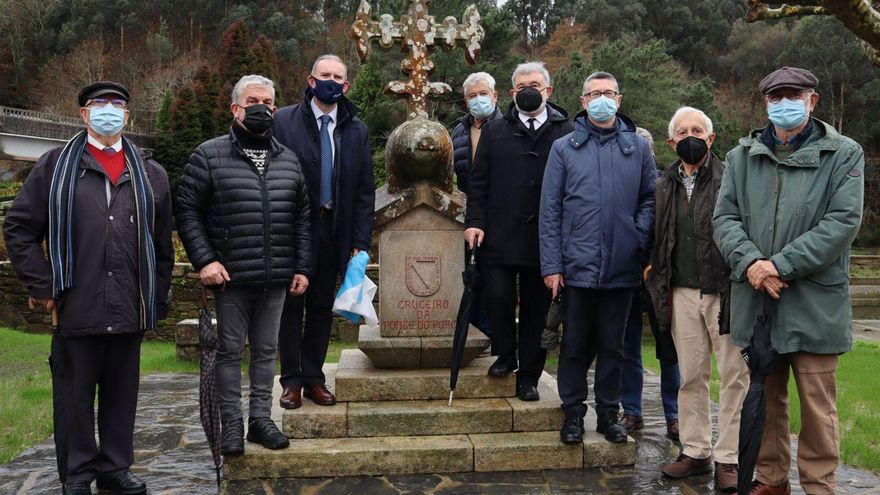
[224,434,474,479]
[224,429,635,479]
[334,349,515,402]
[283,367,564,439]
[357,323,489,368]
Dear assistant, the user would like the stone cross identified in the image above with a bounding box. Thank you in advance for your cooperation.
[351,0,485,120]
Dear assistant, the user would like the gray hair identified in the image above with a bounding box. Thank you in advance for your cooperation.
[667,106,714,139]
[582,71,619,95]
[311,54,347,78]
[463,72,496,94]
[231,75,275,104]
[511,61,551,87]
[635,127,654,154]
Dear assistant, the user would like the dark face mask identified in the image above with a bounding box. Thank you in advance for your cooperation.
[514,87,544,113]
[675,136,709,165]
[312,77,344,105]
[242,104,273,134]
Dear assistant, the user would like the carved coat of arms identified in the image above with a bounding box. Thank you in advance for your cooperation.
[405,255,441,296]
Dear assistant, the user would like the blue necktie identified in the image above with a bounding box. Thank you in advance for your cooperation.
[319,114,333,207]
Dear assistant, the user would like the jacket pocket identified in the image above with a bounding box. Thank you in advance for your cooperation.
[803,265,848,286]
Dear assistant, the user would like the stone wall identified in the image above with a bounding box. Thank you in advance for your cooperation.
[0,261,378,342]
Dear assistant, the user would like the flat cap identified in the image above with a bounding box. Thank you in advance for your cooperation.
[77,81,130,107]
[758,67,818,94]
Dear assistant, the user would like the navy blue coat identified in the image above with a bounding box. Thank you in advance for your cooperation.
[272,90,375,274]
[539,111,656,289]
[451,106,502,195]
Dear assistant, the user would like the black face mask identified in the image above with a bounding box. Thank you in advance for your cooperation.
[242,104,274,134]
[675,136,709,165]
[514,87,544,113]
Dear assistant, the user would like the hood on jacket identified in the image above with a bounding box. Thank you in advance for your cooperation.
[738,117,844,158]
[568,110,639,155]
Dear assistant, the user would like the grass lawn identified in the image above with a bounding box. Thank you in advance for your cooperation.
[0,327,354,465]
[642,335,880,474]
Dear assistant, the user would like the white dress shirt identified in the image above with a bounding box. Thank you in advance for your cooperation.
[518,107,548,129]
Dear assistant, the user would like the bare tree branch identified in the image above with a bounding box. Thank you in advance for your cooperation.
[746,1,880,66]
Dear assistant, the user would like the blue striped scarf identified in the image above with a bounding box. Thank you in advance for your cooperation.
[48,130,159,329]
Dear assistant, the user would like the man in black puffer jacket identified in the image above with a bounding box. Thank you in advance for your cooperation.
[177,75,312,456]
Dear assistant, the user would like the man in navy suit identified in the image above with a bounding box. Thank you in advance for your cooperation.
[272,54,375,409]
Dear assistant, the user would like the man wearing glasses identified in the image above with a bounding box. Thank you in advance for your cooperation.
[3,81,174,494]
[714,67,864,495]
[272,55,375,411]
[465,61,573,402]
[539,71,656,444]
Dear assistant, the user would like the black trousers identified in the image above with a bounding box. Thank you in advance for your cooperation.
[482,264,550,388]
[279,212,339,388]
[557,287,632,418]
[58,331,144,483]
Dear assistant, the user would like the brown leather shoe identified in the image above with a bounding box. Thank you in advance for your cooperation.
[303,384,336,405]
[714,462,738,492]
[748,480,791,495]
[661,453,712,479]
[279,386,302,409]
[618,414,644,433]
[666,419,680,441]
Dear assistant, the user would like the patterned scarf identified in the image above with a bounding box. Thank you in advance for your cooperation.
[48,130,159,329]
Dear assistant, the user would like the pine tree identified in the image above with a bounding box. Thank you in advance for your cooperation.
[192,65,224,136]
[249,34,283,106]
[165,87,205,190]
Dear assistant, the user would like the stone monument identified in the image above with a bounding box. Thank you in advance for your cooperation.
[223,0,635,479]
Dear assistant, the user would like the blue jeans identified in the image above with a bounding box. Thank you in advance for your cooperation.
[620,289,680,420]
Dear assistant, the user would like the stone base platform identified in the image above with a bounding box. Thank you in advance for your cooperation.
[224,353,636,480]
[358,324,490,368]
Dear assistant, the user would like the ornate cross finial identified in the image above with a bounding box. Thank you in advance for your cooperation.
[351,0,485,120]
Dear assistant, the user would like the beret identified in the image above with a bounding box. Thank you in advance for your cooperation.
[758,67,818,95]
[77,81,130,107]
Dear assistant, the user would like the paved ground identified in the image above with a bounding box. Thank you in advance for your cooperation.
[1,372,878,494]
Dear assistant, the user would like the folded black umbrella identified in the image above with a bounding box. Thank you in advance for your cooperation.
[737,297,779,494]
[449,245,483,406]
[48,309,69,486]
[540,294,563,350]
[198,287,223,491]
[640,286,678,366]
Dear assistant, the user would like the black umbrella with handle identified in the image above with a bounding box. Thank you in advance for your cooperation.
[197,286,223,491]
[737,295,780,494]
[449,245,484,406]
[46,306,69,487]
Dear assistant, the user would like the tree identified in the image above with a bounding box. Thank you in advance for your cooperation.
[746,1,880,66]
[161,86,205,190]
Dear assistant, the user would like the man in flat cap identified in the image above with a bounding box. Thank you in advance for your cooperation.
[713,67,864,495]
[3,81,174,494]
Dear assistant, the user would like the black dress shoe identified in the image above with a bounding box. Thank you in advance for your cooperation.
[517,384,539,401]
[63,480,92,495]
[596,412,628,443]
[247,417,290,450]
[96,470,146,495]
[221,418,244,456]
[488,354,517,377]
[560,413,585,444]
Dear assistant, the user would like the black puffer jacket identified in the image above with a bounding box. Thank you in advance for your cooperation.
[647,154,730,334]
[176,126,313,288]
[451,106,502,195]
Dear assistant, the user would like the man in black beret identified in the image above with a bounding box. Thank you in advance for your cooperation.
[714,66,864,495]
[3,81,174,495]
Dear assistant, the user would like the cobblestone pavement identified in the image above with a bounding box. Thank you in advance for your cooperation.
[1,372,878,494]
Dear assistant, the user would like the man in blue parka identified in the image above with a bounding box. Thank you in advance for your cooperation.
[539,71,656,445]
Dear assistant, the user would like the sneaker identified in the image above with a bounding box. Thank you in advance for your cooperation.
[246,417,290,450]
[661,453,712,479]
[220,418,244,456]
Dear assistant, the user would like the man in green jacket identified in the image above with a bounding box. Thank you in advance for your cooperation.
[713,67,864,495]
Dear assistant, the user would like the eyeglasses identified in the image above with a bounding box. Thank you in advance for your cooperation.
[515,84,547,92]
[583,90,619,99]
[766,91,812,104]
[87,98,127,109]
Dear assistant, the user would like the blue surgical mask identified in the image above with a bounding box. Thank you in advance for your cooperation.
[89,104,125,136]
[768,97,807,130]
[467,95,494,119]
[587,95,617,123]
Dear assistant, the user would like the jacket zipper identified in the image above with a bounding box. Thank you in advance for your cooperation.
[260,156,273,287]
